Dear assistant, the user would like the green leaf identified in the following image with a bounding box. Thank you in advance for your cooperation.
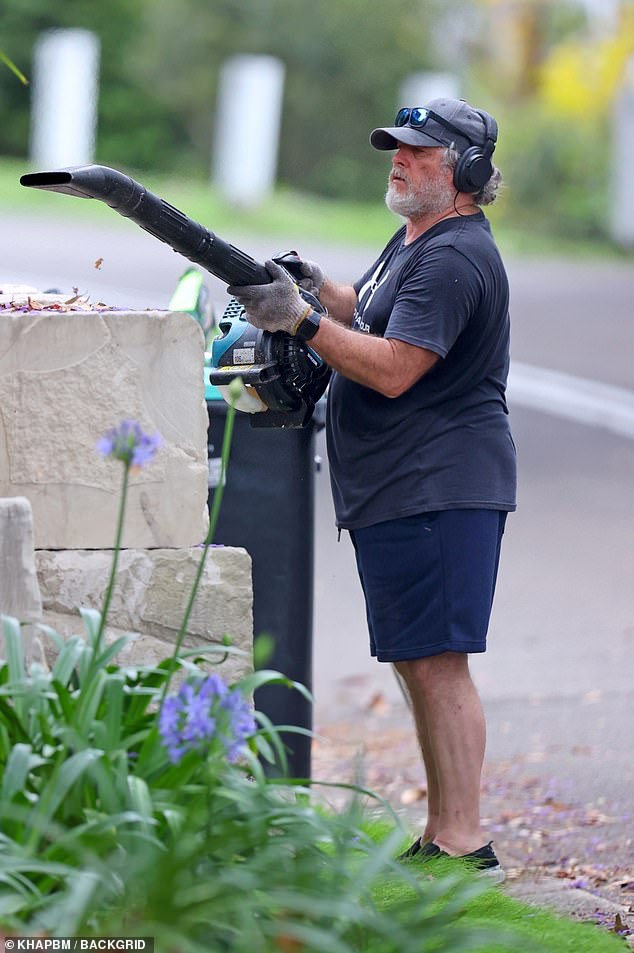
[253,632,276,669]
[126,776,155,833]
[102,675,125,749]
[80,607,103,647]
[45,868,100,936]
[1,743,46,801]
[0,51,29,85]
[0,891,31,917]
[93,634,136,670]
[253,709,288,771]
[34,623,64,651]
[29,748,103,837]
[74,668,107,728]
[152,749,205,788]
[51,636,86,686]
[238,668,313,702]
[51,680,75,724]
[89,758,122,815]
[0,696,29,744]
[1,615,25,683]
[159,807,184,836]
[133,725,167,777]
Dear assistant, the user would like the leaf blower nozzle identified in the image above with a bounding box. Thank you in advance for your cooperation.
[20,164,271,287]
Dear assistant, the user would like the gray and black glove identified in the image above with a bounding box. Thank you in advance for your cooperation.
[227,260,316,336]
[297,260,325,297]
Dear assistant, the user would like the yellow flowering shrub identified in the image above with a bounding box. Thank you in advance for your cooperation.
[538,8,634,117]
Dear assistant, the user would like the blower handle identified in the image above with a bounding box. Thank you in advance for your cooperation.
[20,164,271,287]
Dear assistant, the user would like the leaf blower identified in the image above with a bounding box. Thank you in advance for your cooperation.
[20,164,330,427]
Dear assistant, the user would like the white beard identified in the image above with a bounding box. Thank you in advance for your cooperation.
[385,174,455,220]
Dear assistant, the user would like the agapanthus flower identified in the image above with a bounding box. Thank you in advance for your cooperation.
[96,419,163,469]
[159,673,256,765]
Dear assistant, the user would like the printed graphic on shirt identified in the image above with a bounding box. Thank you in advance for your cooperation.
[353,260,390,332]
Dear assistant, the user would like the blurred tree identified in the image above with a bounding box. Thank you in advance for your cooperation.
[0,0,445,198]
[473,0,587,99]
[132,0,443,197]
[0,0,197,171]
[467,0,634,241]
[499,1,634,238]
[538,4,634,116]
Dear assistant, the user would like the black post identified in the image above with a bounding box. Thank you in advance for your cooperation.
[206,401,317,778]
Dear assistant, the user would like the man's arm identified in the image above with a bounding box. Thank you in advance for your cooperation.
[319,279,358,325]
[228,260,439,398]
[297,259,357,324]
[309,317,440,399]
[301,264,440,394]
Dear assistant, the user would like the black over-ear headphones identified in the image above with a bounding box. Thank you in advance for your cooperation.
[452,111,498,193]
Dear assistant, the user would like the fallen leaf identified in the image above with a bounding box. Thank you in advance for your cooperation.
[366,692,389,715]
[94,257,104,269]
[400,786,427,805]
[543,797,572,811]
[613,913,627,934]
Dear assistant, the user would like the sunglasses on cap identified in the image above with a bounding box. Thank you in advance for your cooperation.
[394,107,475,146]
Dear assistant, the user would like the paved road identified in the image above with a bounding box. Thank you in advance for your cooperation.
[2,208,634,816]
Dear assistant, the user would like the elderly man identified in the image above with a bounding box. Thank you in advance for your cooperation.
[229,97,516,882]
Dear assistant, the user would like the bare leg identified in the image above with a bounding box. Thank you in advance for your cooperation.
[395,651,486,856]
[395,665,441,842]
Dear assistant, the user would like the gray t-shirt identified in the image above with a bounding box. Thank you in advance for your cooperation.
[326,211,517,529]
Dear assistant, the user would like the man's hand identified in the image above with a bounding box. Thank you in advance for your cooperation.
[298,260,325,297]
[227,260,311,334]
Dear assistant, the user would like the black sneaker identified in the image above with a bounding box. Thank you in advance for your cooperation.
[399,838,506,883]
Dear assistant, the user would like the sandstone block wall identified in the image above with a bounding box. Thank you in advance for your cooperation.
[35,546,253,684]
[0,309,209,549]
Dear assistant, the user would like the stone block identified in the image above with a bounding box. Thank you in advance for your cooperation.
[0,496,42,620]
[0,309,209,548]
[0,496,42,664]
[35,546,253,684]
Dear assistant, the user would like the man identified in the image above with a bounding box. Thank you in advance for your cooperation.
[228,97,517,882]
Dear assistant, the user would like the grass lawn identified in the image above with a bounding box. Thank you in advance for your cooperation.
[374,873,627,953]
[1,156,631,261]
[365,824,628,953]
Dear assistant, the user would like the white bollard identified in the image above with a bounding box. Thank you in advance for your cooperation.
[212,55,285,209]
[30,28,100,170]
[398,71,460,110]
[610,56,634,248]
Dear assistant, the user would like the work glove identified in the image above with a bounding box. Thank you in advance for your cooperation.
[297,259,325,297]
[227,260,313,335]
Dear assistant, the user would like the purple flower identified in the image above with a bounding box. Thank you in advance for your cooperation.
[159,675,256,765]
[96,419,163,469]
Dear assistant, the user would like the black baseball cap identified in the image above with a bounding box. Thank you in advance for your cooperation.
[370,98,497,154]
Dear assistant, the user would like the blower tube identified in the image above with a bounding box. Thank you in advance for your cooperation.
[20,164,271,287]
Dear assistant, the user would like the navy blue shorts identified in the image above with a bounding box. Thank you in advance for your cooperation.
[349,509,507,662]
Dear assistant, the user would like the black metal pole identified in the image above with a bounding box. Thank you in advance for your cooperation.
[207,401,316,779]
